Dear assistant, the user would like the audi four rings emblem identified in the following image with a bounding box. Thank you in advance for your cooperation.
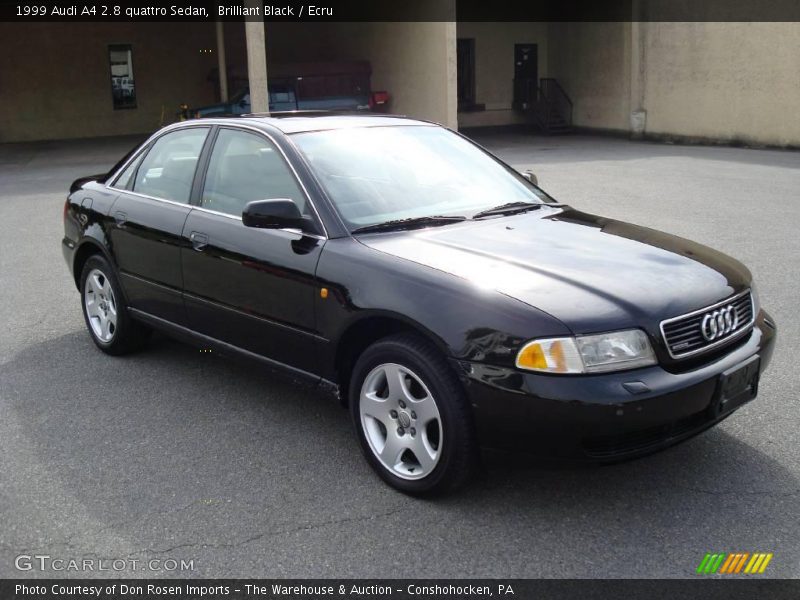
[701,305,739,341]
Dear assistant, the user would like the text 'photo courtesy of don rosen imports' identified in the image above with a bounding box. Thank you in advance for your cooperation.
[0,1,799,599]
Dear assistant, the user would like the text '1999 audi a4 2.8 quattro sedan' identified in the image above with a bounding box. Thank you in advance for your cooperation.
[62,115,776,495]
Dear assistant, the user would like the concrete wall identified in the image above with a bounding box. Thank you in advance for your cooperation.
[546,21,800,146]
[546,22,632,133]
[0,23,218,142]
[233,21,458,128]
[456,22,549,128]
[4,18,798,146]
[0,19,457,142]
[641,22,800,146]
[320,22,458,128]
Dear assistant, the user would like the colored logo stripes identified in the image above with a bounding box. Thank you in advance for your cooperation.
[696,552,773,574]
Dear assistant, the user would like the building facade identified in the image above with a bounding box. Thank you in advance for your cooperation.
[1,12,798,147]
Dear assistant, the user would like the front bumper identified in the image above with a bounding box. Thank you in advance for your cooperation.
[458,310,777,460]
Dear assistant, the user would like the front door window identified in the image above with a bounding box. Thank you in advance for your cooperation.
[201,128,308,218]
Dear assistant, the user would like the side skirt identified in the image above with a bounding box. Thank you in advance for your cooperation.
[129,307,340,397]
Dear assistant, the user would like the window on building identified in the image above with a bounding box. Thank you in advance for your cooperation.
[109,44,136,109]
[457,39,477,111]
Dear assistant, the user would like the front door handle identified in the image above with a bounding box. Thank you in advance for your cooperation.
[190,231,209,251]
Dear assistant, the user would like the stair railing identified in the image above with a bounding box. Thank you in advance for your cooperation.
[539,78,573,128]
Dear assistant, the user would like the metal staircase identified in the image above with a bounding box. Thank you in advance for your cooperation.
[513,77,574,135]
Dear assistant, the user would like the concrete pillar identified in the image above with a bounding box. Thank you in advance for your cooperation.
[629,1,647,137]
[443,19,458,130]
[215,21,228,102]
[244,0,268,114]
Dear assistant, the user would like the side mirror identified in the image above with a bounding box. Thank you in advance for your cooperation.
[242,199,306,230]
[523,170,539,186]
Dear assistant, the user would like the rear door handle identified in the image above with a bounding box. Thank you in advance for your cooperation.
[113,211,127,227]
[190,231,209,251]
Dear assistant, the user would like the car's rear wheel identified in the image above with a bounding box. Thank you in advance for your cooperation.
[80,254,149,355]
[350,333,477,495]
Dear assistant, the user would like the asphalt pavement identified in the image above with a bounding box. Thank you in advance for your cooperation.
[1,131,798,578]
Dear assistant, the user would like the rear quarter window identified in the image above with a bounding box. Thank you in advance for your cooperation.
[132,128,209,203]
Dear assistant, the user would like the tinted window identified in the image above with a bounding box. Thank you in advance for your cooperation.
[297,74,368,99]
[133,128,209,203]
[270,85,294,103]
[201,128,307,217]
[113,151,145,189]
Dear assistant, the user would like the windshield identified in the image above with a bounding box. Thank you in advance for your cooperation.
[230,88,249,104]
[291,125,552,230]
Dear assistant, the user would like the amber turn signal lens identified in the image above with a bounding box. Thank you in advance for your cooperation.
[515,337,584,374]
[516,342,547,370]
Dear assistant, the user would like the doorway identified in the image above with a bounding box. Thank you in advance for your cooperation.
[513,43,538,110]
[457,38,476,111]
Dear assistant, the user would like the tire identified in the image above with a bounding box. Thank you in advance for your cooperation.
[79,254,150,355]
[349,333,477,495]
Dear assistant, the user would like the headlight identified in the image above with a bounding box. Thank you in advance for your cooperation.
[516,329,656,374]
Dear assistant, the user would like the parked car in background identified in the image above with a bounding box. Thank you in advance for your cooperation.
[62,115,775,495]
[190,61,389,117]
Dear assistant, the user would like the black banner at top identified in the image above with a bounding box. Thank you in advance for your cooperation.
[3,0,800,22]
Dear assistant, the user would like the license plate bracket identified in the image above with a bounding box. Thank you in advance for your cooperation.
[713,355,760,418]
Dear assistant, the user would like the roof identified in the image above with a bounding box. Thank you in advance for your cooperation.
[235,114,435,134]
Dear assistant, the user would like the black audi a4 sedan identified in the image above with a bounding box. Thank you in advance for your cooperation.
[62,114,776,494]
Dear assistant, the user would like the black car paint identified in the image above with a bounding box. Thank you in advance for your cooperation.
[356,207,753,367]
[63,116,776,459]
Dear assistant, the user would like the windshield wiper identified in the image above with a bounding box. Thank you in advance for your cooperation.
[352,215,467,234]
[472,202,546,219]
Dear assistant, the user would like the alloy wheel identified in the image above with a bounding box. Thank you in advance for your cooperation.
[84,268,118,343]
[359,362,443,480]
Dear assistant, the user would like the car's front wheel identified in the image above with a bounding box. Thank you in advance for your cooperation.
[350,333,477,495]
[80,254,149,355]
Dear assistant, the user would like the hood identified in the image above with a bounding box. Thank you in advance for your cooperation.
[357,206,751,335]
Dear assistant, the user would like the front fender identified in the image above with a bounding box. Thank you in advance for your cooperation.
[314,238,571,378]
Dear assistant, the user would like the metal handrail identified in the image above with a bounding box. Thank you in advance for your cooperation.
[539,78,573,127]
